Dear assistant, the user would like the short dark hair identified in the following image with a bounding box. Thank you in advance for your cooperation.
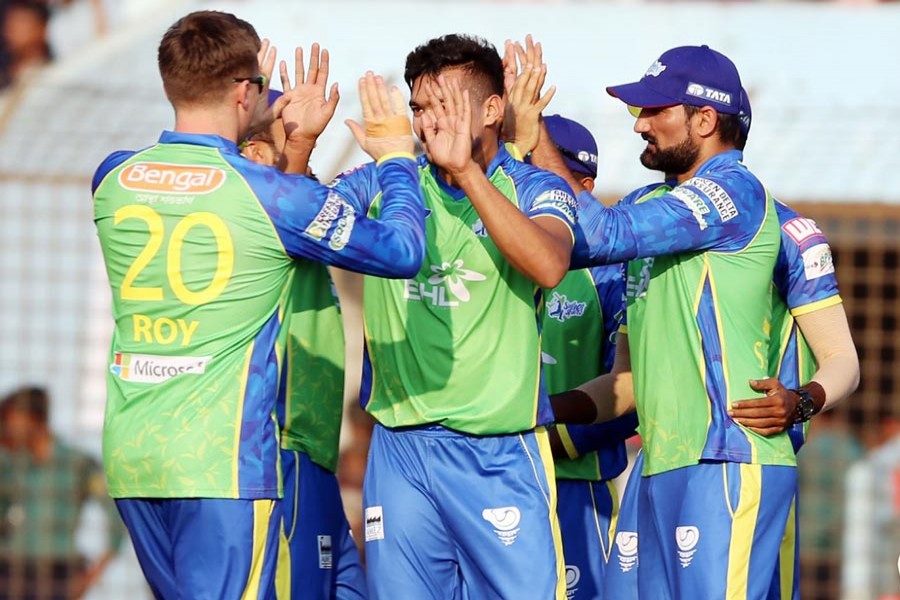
[157,10,260,107]
[404,34,504,102]
[0,386,49,424]
[683,104,747,150]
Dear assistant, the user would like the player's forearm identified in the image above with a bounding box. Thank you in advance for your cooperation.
[529,121,587,195]
[360,156,427,277]
[451,162,571,288]
[280,136,317,175]
[796,304,860,412]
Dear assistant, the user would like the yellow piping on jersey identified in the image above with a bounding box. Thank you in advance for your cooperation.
[791,294,842,317]
[692,260,713,459]
[709,185,775,257]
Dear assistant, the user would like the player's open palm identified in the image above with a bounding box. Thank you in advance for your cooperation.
[279,44,340,143]
[345,72,414,160]
[248,38,279,135]
[502,35,556,157]
[421,75,472,174]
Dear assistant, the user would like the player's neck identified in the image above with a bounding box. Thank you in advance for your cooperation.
[29,429,53,464]
[674,142,734,184]
[173,107,241,144]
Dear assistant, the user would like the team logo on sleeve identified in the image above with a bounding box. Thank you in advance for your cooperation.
[533,189,577,224]
[546,292,587,322]
[801,243,835,280]
[782,216,823,244]
[615,531,639,573]
[682,177,738,222]
[118,163,226,195]
[675,525,700,567]
[482,506,521,546]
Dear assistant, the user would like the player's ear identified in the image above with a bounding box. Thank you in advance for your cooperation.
[483,93,504,128]
[242,141,262,163]
[581,176,595,193]
[694,106,719,138]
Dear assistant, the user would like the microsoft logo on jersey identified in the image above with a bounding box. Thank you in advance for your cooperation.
[110,352,211,383]
[546,292,587,322]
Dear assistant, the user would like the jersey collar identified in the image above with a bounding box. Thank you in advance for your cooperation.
[426,142,513,200]
[158,131,241,155]
[692,149,744,177]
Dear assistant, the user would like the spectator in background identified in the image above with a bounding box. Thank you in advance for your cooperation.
[798,410,865,600]
[0,1,52,91]
[0,386,125,600]
[842,407,900,600]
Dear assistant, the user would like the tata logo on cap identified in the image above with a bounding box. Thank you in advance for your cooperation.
[644,60,667,77]
[119,162,227,195]
[685,82,733,106]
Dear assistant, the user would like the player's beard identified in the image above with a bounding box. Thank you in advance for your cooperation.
[639,132,700,176]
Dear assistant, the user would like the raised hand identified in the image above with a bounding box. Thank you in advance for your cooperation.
[345,72,414,160]
[279,43,340,143]
[502,34,556,157]
[248,38,279,135]
[420,75,473,175]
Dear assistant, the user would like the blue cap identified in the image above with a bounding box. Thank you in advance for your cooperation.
[607,45,743,115]
[543,114,598,178]
[267,89,283,108]
[738,86,751,136]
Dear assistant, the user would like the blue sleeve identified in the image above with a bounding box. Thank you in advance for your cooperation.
[92,150,135,194]
[234,155,426,279]
[576,172,767,266]
[591,264,626,373]
[562,412,639,457]
[774,203,840,311]
[517,170,577,234]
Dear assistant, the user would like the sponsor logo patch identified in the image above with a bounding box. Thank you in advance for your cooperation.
[482,506,521,546]
[685,82,733,106]
[533,189,577,224]
[472,218,488,238]
[615,531,639,573]
[626,258,654,300]
[675,525,700,568]
[305,191,344,241]
[318,535,333,569]
[565,565,581,598]
[683,177,738,222]
[109,352,211,384]
[119,163,227,195]
[782,217,823,245]
[364,506,384,542]
[404,260,487,307]
[546,291,587,322]
[670,186,710,230]
[802,243,835,280]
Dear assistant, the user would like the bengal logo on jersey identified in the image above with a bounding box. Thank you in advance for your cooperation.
[118,162,227,195]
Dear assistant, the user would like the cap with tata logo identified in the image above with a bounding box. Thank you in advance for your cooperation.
[542,114,599,179]
[606,45,744,116]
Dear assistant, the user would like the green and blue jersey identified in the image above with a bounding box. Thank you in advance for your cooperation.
[93,131,424,498]
[575,150,787,476]
[330,145,577,435]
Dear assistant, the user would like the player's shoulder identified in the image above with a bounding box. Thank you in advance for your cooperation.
[775,199,830,252]
[618,182,670,207]
[92,149,141,194]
